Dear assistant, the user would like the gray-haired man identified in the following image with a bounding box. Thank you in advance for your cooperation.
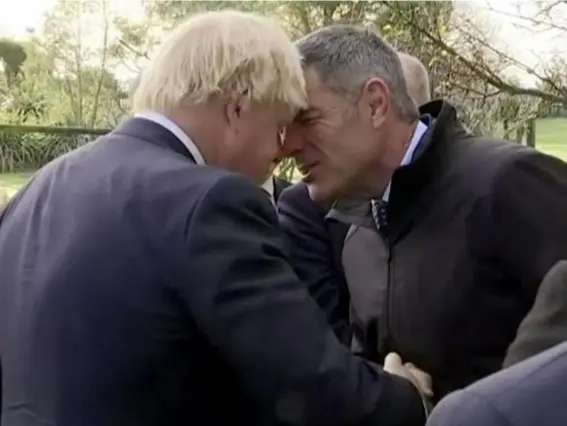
[280,23,567,403]
[278,47,432,346]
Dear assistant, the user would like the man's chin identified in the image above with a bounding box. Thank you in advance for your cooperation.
[306,181,336,205]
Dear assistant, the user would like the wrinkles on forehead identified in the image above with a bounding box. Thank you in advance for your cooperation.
[293,67,346,125]
[293,76,326,122]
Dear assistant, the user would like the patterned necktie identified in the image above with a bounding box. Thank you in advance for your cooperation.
[371,198,388,231]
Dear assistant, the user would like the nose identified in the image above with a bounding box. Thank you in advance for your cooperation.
[280,124,304,158]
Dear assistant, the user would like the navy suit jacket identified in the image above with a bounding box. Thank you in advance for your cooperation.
[273,176,291,202]
[0,118,426,426]
[278,182,351,345]
[426,340,567,426]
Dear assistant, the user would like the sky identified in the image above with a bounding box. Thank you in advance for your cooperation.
[0,0,565,87]
[465,0,566,85]
[0,0,56,37]
[0,0,144,38]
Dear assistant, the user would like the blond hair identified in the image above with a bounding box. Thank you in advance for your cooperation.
[132,10,307,117]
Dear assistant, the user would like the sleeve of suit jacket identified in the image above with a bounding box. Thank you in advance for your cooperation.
[277,183,351,345]
[426,390,508,426]
[503,260,567,368]
[491,150,567,299]
[183,174,425,426]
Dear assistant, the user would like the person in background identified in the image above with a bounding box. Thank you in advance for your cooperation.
[503,260,567,368]
[277,49,433,346]
[281,23,567,402]
[0,11,432,426]
[397,52,431,107]
[425,339,567,426]
[427,261,567,426]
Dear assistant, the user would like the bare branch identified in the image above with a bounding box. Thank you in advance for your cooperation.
[382,2,566,104]
[116,39,149,60]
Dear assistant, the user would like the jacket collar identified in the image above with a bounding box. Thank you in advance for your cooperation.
[326,100,468,232]
[113,117,198,163]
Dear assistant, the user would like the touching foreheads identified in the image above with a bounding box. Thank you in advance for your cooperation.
[295,25,420,122]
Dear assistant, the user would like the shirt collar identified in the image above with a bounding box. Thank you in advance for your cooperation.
[134,110,206,166]
[134,111,277,206]
[260,176,275,206]
[381,120,428,202]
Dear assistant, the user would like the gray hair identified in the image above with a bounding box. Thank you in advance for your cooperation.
[296,25,419,122]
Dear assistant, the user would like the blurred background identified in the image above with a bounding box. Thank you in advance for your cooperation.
[0,0,566,198]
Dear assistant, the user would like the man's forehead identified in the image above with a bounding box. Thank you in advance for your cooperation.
[300,67,335,114]
[304,67,325,94]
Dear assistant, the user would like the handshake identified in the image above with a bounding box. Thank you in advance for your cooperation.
[384,352,433,401]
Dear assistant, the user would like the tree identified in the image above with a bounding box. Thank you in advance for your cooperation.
[108,0,567,177]
[0,38,27,89]
[40,0,125,127]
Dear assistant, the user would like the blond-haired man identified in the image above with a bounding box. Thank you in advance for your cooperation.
[0,11,430,426]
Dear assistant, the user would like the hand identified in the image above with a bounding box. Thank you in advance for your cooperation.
[384,352,433,398]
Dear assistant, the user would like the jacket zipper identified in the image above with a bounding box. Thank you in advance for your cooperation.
[379,232,394,358]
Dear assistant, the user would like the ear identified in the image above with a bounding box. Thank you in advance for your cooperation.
[361,77,390,129]
[225,93,251,129]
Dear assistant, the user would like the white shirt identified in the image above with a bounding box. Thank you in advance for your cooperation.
[134,110,206,166]
[260,176,276,206]
[382,120,428,202]
[135,110,276,206]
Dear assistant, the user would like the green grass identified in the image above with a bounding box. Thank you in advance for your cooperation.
[533,117,567,162]
[0,118,566,199]
[0,172,33,198]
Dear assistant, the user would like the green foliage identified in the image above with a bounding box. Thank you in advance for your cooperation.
[0,0,130,131]
[0,38,27,88]
[149,1,279,25]
[0,129,98,173]
[276,157,298,182]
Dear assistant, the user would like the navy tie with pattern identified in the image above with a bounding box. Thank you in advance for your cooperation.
[371,198,388,231]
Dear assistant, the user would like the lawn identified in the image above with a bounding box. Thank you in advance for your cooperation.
[0,172,34,198]
[1,118,566,199]
[533,117,567,162]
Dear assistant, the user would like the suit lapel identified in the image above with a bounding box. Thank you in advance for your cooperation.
[113,118,197,163]
[273,177,291,202]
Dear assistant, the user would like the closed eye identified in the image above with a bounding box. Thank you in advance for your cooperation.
[295,108,319,124]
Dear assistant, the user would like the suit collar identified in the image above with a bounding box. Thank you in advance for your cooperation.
[261,176,276,205]
[261,176,275,197]
[388,99,466,208]
[113,117,198,163]
[381,118,429,202]
[134,111,206,165]
[273,177,291,202]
